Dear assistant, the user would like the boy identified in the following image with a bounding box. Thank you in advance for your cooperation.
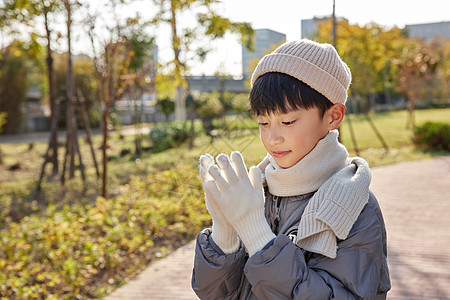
[192,39,391,299]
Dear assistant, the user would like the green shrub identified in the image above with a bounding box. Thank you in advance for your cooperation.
[413,121,450,151]
[156,97,175,121]
[0,164,210,299]
[149,122,189,153]
[171,122,190,146]
[231,93,250,114]
[149,124,174,152]
[194,92,223,118]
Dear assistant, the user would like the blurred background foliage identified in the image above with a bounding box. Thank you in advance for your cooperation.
[0,0,449,298]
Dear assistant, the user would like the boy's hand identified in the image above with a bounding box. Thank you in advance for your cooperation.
[200,154,239,254]
[206,151,276,256]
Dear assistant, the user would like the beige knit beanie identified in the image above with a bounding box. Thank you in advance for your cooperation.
[250,39,352,105]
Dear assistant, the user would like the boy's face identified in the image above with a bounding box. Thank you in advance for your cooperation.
[258,107,330,168]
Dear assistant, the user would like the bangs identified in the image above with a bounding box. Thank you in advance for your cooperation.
[249,72,332,117]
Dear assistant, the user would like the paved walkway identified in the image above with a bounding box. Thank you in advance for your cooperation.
[106,156,450,300]
[0,126,150,145]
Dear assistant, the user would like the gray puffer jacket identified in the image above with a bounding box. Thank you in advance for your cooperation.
[192,189,391,299]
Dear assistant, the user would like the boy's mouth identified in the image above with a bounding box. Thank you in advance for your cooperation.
[272,150,291,158]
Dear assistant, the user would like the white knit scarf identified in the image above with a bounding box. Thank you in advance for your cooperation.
[259,130,371,258]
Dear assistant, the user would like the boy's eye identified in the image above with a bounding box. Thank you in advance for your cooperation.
[282,120,296,125]
[258,122,269,127]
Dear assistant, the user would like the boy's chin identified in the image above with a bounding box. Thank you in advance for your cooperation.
[274,157,300,169]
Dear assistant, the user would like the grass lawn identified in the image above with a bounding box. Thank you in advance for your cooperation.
[116,107,450,169]
[339,108,450,166]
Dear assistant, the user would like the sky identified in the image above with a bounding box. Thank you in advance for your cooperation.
[184,0,450,77]
[78,0,450,77]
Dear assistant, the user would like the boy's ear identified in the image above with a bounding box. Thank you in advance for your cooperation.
[326,103,346,130]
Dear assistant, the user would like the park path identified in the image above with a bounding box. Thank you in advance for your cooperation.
[0,125,150,145]
[107,156,450,299]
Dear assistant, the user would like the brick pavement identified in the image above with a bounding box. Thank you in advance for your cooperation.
[370,156,450,299]
[106,156,450,300]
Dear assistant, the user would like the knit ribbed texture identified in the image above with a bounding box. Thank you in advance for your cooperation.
[200,154,240,254]
[297,160,371,258]
[211,223,240,254]
[228,207,276,257]
[205,153,276,257]
[263,130,371,258]
[251,39,352,105]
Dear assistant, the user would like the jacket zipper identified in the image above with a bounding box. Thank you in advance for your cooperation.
[272,196,282,234]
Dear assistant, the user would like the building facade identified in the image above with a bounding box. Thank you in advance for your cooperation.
[405,21,450,41]
[301,17,325,39]
[301,16,347,39]
[242,29,286,79]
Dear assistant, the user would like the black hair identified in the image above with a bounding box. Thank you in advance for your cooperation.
[249,72,333,118]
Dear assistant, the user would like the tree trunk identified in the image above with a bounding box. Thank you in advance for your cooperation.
[63,0,85,183]
[134,96,142,156]
[44,8,59,175]
[175,85,186,121]
[186,93,194,149]
[78,91,100,178]
[170,2,186,121]
[101,105,110,197]
[65,0,76,178]
[37,101,61,191]
[364,113,389,152]
[101,47,116,198]
[407,106,415,129]
[405,92,416,129]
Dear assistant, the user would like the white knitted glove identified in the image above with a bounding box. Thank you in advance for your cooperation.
[200,154,240,254]
[206,151,276,257]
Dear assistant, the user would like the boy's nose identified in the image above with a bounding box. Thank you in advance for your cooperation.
[267,129,284,145]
